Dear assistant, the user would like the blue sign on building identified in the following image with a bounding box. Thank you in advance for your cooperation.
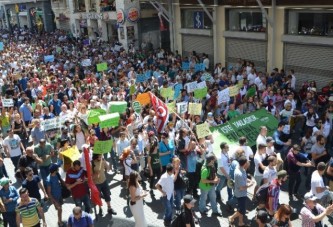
[193,11,204,29]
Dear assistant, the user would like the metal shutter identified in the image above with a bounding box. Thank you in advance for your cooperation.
[58,20,70,31]
[284,43,333,89]
[226,38,267,72]
[182,35,214,65]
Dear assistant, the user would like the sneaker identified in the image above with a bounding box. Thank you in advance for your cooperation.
[108,208,117,215]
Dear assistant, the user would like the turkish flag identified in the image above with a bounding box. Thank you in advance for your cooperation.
[149,92,169,133]
[83,147,102,206]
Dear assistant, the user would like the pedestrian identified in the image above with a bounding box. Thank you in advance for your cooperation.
[173,157,187,213]
[67,206,94,227]
[267,170,288,216]
[16,188,47,227]
[21,167,48,203]
[156,163,174,227]
[182,194,197,227]
[270,204,292,226]
[34,139,54,186]
[310,162,333,206]
[128,171,148,227]
[3,128,25,171]
[0,178,19,227]
[16,146,41,181]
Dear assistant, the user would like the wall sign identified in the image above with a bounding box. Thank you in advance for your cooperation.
[127,7,140,22]
[82,13,103,20]
[117,9,125,24]
[193,11,204,29]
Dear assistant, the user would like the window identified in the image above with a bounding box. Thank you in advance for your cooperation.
[181,9,213,29]
[288,10,333,36]
[100,0,116,12]
[227,9,266,32]
[90,0,96,12]
[74,0,86,12]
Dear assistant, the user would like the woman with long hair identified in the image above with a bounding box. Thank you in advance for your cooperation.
[12,113,28,147]
[270,204,292,227]
[128,171,148,227]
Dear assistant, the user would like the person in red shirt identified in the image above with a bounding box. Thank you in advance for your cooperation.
[65,160,92,213]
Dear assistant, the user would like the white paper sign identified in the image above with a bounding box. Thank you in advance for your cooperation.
[41,118,61,131]
[196,81,207,89]
[218,88,230,105]
[81,59,91,67]
[2,99,14,107]
[185,82,197,93]
[177,102,188,115]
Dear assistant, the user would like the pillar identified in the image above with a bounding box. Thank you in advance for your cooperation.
[216,6,225,65]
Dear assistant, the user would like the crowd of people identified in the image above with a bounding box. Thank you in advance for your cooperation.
[0,27,332,227]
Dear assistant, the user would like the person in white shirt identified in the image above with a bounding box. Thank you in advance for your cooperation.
[289,69,296,90]
[233,137,254,161]
[311,162,333,205]
[262,156,277,185]
[216,142,233,201]
[156,164,175,226]
[254,143,267,195]
[256,126,268,149]
[3,129,25,171]
[247,69,255,85]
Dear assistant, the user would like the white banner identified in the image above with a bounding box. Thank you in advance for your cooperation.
[2,99,14,107]
[218,88,230,105]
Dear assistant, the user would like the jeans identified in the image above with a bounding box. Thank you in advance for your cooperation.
[73,194,91,213]
[162,195,173,222]
[10,155,20,171]
[149,167,161,189]
[187,172,198,196]
[39,165,50,187]
[216,174,233,200]
[288,172,301,196]
[110,148,118,171]
[3,211,17,227]
[199,187,219,213]
[174,188,186,210]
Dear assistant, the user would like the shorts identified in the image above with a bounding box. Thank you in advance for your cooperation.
[255,175,263,186]
[53,196,63,209]
[237,196,247,215]
[96,180,111,202]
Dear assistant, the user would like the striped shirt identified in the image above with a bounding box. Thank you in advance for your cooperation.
[16,198,40,227]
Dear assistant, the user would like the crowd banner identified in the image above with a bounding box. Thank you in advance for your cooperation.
[136,74,147,83]
[2,99,14,107]
[0,42,4,51]
[97,62,108,72]
[160,87,174,100]
[177,102,188,115]
[44,55,54,63]
[194,63,205,72]
[60,146,81,162]
[99,113,120,128]
[218,88,230,104]
[188,103,202,116]
[185,81,198,93]
[93,140,113,154]
[136,93,151,105]
[109,101,127,114]
[166,101,176,113]
[132,101,141,114]
[210,109,278,156]
[182,62,190,70]
[87,109,106,125]
[229,86,239,97]
[41,118,61,131]
[196,123,211,139]
[194,87,207,99]
[81,59,91,67]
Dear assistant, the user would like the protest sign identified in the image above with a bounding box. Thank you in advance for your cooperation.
[210,109,278,156]
[229,86,239,97]
[218,88,230,104]
[83,39,90,45]
[144,71,152,80]
[136,74,146,83]
[114,44,121,51]
[60,146,81,162]
[94,140,113,154]
[97,62,108,72]
[129,85,136,95]
[182,62,190,70]
[177,102,188,115]
[87,109,105,125]
[195,63,205,72]
[132,101,141,114]
[196,81,207,89]
[81,59,91,67]
[0,42,3,51]
[99,113,120,128]
[44,55,54,63]
[166,101,176,113]
[174,83,183,100]
[160,87,174,100]
[109,101,127,114]
[196,123,211,139]
[41,118,61,131]
[194,87,207,99]
[2,99,13,107]
[236,79,244,89]
[185,81,197,93]
[188,103,202,115]
[201,73,213,82]
[136,93,151,105]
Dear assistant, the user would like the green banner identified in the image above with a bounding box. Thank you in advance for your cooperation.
[246,87,256,97]
[194,87,207,99]
[109,101,127,114]
[93,140,113,154]
[99,113,120,128]
[97,62,108,72]
[210,109,278,156]
[87,109,106,125]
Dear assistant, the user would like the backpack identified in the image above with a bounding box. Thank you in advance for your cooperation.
[255,183,271,203]
[171,209,185,227]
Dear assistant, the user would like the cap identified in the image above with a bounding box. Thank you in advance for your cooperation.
[148,131,155,137]
[277,170,288,178]
[207,112,213,117]
[49,163,59,173]
[183,194,196,204]
[258,143,267,149]
[304,192,317,201]
[266,137,275,143]
[256,210,268,223]
[292,144,301,151]
[0,177,10,186]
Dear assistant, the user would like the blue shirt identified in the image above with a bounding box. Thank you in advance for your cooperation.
[68,212,93,227]
[48,99,62,116]
[159,141,172,167]
[229,159,239,180]
[19,77,28,91]
[0,186,19,212]
[234,167,247,198]
[46,174,62,199]
[19,104,32,121]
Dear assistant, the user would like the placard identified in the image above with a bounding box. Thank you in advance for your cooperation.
[0,42,4,51]
[194,87,207,99]
[160,87,174,100]
[93,140,113,154]
[44,55,54,63]
[144,71,152,80]
[81,59,91,67]
[218,88,230,104]
[129,85,136,95]
[99,113,120,128]
[132,101,141,114]
[177,102,188,115]
[136,74,146,83]
[136,93,151,105]
[185,81,197,93]
[194,63,205,72]
[97,62,107,72]
[60,146,81,162]
[166,101,176,113]
[188,103,202,115]
[196,123,211,139]
[174,83,183,100]
[196,81,207,89]
[41,118,61,131]
[87,109,105,125]
[246,87,256,97]
[182,62,190,70]
[109,101,127,114]
[2,99,13,107]
[229,86,239,97]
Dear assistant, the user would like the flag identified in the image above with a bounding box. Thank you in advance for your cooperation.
[246,87,256,98]
[149,92,169,133]
[84,147,102,206]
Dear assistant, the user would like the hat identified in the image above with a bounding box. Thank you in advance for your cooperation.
[292,144,301,151]
[207,112,213,117]
[0,177,10,186]
[256,210,268,223]
[304,192,317,201]
[148,131,155,137]
[258,143,267,149]
[266,137,275,143]
[277,170,288,179]
[49,163,59,173]
[183,194,196,204]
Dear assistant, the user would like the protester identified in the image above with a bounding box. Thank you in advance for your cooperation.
[0,178,19,227]
[67,206,94,227]
[267,170,288,216]
[270,204,292,226]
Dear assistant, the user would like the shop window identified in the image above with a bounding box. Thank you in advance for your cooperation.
[100,0,116,12]
[74,0,86,12]
[89,0,96,12]
[288,10,333,36]
[227,9,266,32]
[181,9,213,29]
